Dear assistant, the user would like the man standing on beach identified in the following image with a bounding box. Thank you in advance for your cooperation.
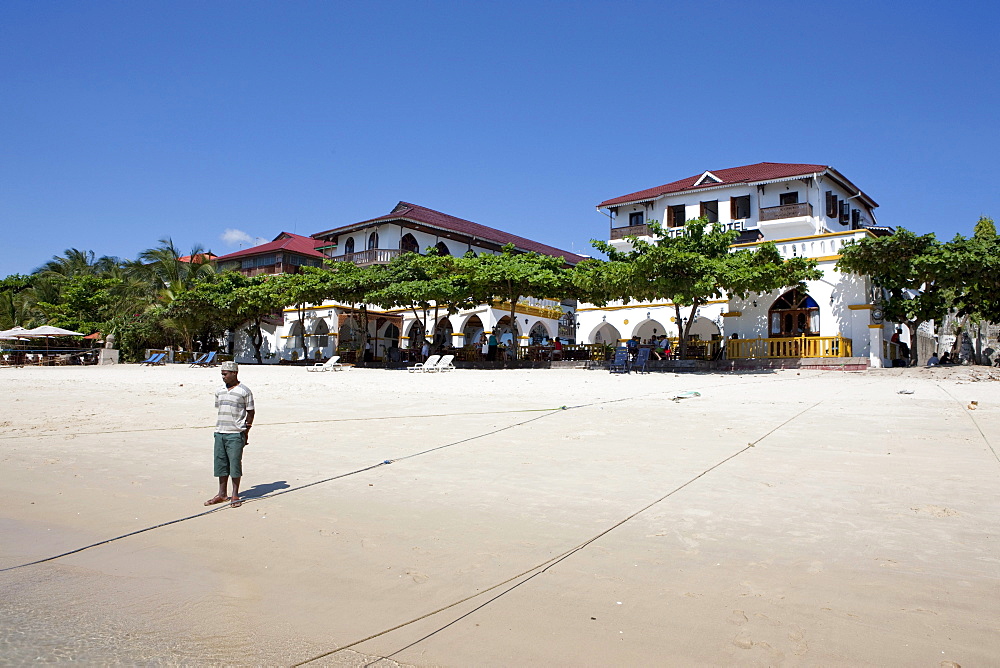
[206,361,254,508]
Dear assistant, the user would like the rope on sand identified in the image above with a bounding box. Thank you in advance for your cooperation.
[935,383,1000,465]
[290,393,836,666]
[0,373,820,573]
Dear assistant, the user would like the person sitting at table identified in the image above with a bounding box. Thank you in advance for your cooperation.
[552,338,562,360]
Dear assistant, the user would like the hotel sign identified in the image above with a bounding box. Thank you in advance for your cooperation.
[665,220,746,238]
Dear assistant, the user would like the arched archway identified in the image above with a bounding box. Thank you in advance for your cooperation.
[343,237,355,255]
[687,316,721,341]
[311,318,330,349]
[632,318,671,342]
[368,232,379,250]
[589,322,621,345]
[435,241,451,256]
[494,316,520,347]
[462,315,484,347]
[528,322,549,344]
[433,317,453,349]
[399,233,419,254]
[769,289,819,337]
[286,320,304,349]
[405,320,425,350]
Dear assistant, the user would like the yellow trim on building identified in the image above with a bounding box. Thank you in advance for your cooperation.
[576,298,728,313]
[722,311,741,317]
[848,304,873,310]
[868,324,883,329]
[490,301,563,320]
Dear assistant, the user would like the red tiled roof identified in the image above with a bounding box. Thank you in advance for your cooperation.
[213,233,327,262]
[313,202,586,264]
[598,162,841,208]
[178,252,217,263]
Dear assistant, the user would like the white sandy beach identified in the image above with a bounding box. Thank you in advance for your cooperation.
[1,363,998,666]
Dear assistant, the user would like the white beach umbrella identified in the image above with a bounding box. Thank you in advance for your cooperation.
[23,325,85,337]
[0,326,31,339]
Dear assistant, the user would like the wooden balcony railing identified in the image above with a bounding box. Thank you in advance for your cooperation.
[759,202,813,222]
[610,224,652,240]
[726,335,852,359]
[330,248,403,266]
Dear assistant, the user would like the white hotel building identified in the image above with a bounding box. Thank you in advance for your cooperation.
[576,162,897,368]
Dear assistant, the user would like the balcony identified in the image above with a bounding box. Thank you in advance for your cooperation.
[609,224,652,240]
[330,248,403,266]
[759,202,813,222]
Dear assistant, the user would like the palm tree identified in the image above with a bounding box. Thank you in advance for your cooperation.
[36,248,120,278]
[135,237,215,303]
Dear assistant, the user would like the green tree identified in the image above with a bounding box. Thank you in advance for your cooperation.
[937,217,1000,323]
[370,251,478,349]
[592,218,821,359]
[169,272,287,364]
[133,237,215,303]
[465,245,573,356]
[837,228,949,365]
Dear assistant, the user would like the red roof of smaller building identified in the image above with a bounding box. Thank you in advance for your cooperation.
[597,162,873,208]
[314,202,586,264]
[213,233,327,262]
[177,252,217,263]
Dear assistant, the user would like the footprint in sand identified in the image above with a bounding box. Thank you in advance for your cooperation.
[728,610,748,625]
[405,570,429,584]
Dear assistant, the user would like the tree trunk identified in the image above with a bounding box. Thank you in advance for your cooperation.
[673,304,686,360]
[249,319,264,364]
[681,303,701,358]
[904,320,919,366]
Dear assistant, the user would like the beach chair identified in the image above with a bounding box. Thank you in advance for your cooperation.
[425,354,456,372]
[308,356,341,372]
[141,352,166,366]
[198,351,218,367]
[407,354,439,373]
[188,352,208,367]
[632,347,651,374]
[608,347,630,374]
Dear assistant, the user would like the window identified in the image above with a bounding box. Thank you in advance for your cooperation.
[730,195,751,219]
[851,209,861,228]
[367,232,379,250]
[667,204,686,228]
[343,237,355,255]
[399,233,419,254]
[241,254,276,269]
[839,201,850,224]
[825,191,838,217]
[435,241,451,256]
[629,211,644,226]
[700,200,718,223]
[780,192,799,205]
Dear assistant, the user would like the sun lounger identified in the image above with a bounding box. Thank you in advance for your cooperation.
[189,352,208,367]
[424,354,456,372]
[308,356,342,372]
[141,352,166,366]
[407,354,439,373]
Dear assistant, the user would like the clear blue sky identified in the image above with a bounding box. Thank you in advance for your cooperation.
[2,1,998,276]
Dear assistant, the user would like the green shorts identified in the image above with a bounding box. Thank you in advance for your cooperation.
[214,432,245,478]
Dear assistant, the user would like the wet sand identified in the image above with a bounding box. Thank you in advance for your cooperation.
[1,363,998,666]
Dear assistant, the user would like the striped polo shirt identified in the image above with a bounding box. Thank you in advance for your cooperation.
[215,383,255,433]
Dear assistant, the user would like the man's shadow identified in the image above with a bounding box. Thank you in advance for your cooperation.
[239,480,291,500]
